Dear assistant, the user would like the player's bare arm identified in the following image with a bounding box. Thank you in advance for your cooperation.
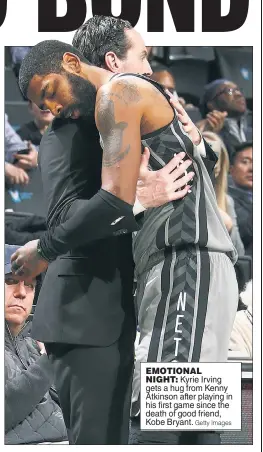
[95,78,144,205]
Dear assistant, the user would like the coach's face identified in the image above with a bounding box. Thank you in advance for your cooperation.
[112,29,152,76]
[27,55,97,120]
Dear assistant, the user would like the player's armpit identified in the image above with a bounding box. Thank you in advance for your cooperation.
[95,79,143,206]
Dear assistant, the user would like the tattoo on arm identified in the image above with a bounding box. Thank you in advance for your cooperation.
[96,80,142,168]
[97,96,131,167]
[115,80,142,104]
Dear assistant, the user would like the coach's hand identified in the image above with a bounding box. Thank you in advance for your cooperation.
[166,90,201,146]
[11,240,48,280]
[137,148,194,208]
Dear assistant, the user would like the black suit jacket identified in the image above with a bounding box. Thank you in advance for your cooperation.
[31,118,135,346]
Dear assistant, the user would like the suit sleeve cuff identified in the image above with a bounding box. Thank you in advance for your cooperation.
[133,197,147,216]
[195,137,207,157]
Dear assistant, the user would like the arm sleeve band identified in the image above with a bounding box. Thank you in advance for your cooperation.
[196,138,206,157]
[39,188,138,260]
[133,197,147,216]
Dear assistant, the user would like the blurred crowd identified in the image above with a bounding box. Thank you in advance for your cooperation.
[5,46,253,444]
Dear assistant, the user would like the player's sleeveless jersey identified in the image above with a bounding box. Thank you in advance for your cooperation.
[110,74,237,276]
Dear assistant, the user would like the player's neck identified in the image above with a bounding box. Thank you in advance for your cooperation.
[81,64,112,91]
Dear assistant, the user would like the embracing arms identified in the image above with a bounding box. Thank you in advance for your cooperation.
[11,84,195,277]
[38,80,143,259]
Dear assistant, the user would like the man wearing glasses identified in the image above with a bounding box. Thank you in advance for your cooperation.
[5,245,68,445]
[201,79,252,157]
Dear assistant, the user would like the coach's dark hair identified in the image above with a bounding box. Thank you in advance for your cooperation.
[72,15,133,68]
[19,40,89,99]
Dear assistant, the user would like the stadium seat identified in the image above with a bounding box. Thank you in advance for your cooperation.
[214,47,252,101]
[185,47,215,61]
[150,60,170,72]
[151,46,166,61]
[186,107,203,124]
[5,67,25,102]
[5,102,31,126]
[169,57,210,105]
[5,47,12,67]
[153,47,216,65]
[5,166,45,217]
[152,46,186,66]
[167,46,186,62]
[234,256,252,293]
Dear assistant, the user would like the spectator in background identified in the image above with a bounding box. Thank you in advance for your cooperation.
[196,110,227,135]
[151,69,176,92]
[10,47,32,77]
[5,115,27,163]
[5,162,29,186]
[203,131,245,256]
[151,69,191,108]
[17,102,54,147]
[201,79,252,157]
[228,142,253,256]
[229,280,252,358]
[5,213,47,247]
[151,70,228,131]
[5,116,44,217]
[5,114,38,186]
[5,114,29,186]
[5,244,68,445]
[150,69,208,125]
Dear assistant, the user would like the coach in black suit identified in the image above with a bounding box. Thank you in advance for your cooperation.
[36,116,136,444]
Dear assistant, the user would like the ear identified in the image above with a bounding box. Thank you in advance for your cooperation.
[62,52,82,74]
[104,51,121,73]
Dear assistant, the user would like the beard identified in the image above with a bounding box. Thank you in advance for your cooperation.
[215,97,246,118]
[60,71,97,120]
